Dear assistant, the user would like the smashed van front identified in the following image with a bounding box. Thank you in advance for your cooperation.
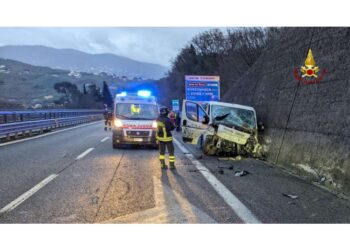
[181,100,262,157]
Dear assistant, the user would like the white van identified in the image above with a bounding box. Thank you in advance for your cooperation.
[181,100,263,157]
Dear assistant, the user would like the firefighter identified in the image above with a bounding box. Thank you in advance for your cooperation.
[156,106,176,170]
[103,105,112,131]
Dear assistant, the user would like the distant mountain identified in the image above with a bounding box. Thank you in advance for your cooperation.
[0,58,164,109]
[0,45,168,80]
[0,58,117,108]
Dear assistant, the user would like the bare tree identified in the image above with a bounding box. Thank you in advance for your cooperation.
[159,27,271,106]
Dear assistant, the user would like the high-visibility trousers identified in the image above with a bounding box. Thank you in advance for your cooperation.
[159,140,175,163]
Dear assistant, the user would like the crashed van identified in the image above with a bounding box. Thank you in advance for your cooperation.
[181,100,264,157]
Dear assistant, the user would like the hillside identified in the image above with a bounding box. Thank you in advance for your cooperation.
[222,27,350,194]
[0,45,168,80]
[0,58,118,108]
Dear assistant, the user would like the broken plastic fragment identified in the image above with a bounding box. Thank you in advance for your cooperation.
[282,193,299,199]
[234,170,250,177]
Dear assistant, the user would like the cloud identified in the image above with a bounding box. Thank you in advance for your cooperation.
[0,27,212,67]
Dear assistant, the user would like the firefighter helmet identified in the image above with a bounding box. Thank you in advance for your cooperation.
[159,106,169,116]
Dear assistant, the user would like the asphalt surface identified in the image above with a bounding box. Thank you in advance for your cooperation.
[0,121,350,223]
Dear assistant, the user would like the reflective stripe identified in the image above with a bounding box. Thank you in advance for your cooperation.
[157,121,165,127]
[162,127,167,138]
[169,159,175,162]
[169,156,175,162]
[156,136,173,142]
[159,155,165,160]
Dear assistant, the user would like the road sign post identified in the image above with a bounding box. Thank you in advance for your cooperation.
[172,99,180,112]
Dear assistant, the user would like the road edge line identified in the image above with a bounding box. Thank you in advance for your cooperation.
[0,174,59,215]
[173,138,261,224]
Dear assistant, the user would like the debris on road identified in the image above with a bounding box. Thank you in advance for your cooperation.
[218,165,234,170]
[312,176,329,186]
[282,193,299,199]
[218,155,242,161]
[234,170,250,177]
[196,155,203,160]
[217,158,234,172]
[188,169,209,173]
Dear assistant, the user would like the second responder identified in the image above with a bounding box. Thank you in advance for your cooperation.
[156,106,176,170]
[168,110,176,126]
[103,104,112,131]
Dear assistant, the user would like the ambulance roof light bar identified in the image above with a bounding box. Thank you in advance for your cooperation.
[137,90,151,98]
[116,91,127,97]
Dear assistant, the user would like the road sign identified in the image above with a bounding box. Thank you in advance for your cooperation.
[172,99,180,112]
[185,75,220,102]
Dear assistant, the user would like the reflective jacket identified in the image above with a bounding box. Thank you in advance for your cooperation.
[156,115,175,142]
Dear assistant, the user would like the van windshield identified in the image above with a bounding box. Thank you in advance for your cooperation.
[211,105,256,130]
[115,103,158,120]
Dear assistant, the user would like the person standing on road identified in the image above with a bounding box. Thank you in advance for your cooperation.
[156,106,176,170]
[103,105,112,131]
[175,111,181,132]
[168,110,176,126]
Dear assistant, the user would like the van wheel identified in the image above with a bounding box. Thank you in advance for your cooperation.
[202,136,217,156]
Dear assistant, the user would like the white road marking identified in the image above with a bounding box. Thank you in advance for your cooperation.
[0,174,59,215]
[76,147,94,160]
[0,121,101,147]
[173,138,261,224]
[100,137,109,142]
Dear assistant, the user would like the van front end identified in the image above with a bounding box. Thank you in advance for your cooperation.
[112,120,158,148]
[112,91,159,149]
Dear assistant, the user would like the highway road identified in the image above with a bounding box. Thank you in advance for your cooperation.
[1,121,350,223]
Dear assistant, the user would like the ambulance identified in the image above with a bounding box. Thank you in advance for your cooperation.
[112,90,159,148]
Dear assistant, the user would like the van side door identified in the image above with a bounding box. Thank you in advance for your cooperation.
[181,100,209,145]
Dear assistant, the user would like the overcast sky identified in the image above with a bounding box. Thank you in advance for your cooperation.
[0,27,214,68]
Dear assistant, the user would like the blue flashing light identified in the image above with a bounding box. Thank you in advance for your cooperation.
[117,91,127,97]
[137,90,151,97]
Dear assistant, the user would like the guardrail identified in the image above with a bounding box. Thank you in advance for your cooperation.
[0,109,103,140]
